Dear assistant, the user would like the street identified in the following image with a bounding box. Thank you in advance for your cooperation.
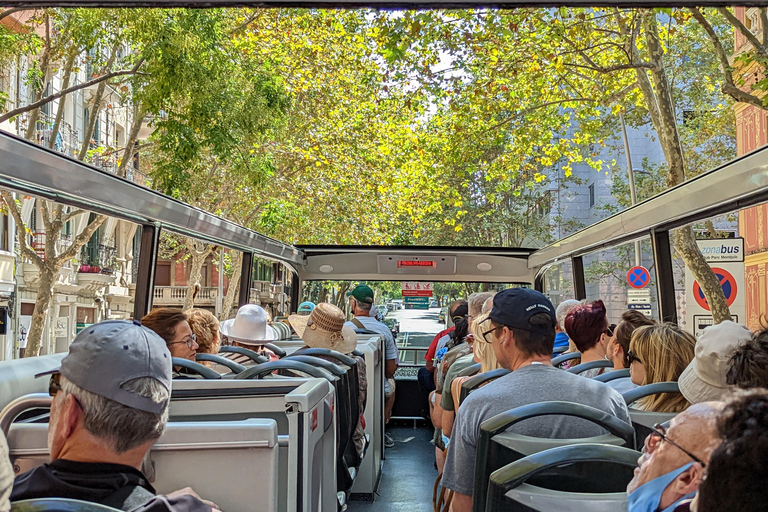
[388,307,445,364]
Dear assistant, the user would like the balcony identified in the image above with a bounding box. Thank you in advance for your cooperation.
[153,286,219,306]
[30,232,72,268]
[33,113,81,158]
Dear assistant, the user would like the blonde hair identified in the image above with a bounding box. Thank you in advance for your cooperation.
[629,323,695,413]
[185,309,220,355]
[471,313,501,373]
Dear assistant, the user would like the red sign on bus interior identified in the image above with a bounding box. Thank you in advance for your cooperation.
[397,260,436,268]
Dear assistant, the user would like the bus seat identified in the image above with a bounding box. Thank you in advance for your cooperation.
[0,354,65,413]
[472,401,636,512]
[218,345,269,364]
[623,382,681,449]
[551,352,581,367]
[456,362,482,378]
[170,358,221,379]
[264,343,287,358]
[235,360,336,381]
[11,498,122,511]
[485,444,640,512]
[566,360,613,375]
[460,368,511,404]
[148,419,279,512]
[594,369,630,383]
[195,353,246,374]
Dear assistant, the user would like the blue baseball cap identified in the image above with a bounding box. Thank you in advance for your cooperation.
[486,288,556,330]
[298,301,316,313]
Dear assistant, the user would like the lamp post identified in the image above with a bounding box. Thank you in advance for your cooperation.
[619,113,642,267]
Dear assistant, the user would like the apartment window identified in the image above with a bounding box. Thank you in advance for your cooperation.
[0,214,8,251]
[588,183,596,208]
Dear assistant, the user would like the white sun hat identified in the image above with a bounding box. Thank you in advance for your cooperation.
[220,304,277,345]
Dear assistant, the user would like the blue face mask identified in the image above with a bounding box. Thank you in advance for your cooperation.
[628,462,695,512]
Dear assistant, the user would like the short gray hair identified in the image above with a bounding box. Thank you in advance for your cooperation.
[353,298,372,313]
[469,292,495,318]
[482,297,494,314]
[60,375,169,454]
[556,299,582,329]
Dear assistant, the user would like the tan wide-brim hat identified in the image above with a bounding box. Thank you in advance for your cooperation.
[220,304,277,346]
[288,302,358,354]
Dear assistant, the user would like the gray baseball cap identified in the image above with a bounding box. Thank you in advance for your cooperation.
[38,319,172,414]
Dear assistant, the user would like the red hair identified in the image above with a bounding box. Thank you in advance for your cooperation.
[564,300,608,353]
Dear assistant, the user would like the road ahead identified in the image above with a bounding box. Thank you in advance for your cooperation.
[387,307,445,364]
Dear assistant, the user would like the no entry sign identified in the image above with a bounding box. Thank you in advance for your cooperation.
[627,266,650,289]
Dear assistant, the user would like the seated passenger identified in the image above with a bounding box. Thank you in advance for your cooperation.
[11,320,216,512]
[288,303,366,458]
[606,310,656,393]
[1,430,11,512]
[296,301,316,316]
[678,321,753,403]
[441,288,631,512]
[554,299,580,354]
[141,308,199,362]
[219,304,280,363]
[726,326,768,390]
[564,300,614,377]
[695,389,768,512]
[627,402,722,512]
[184,309,220,368]
[420,300,466,390]
[629,324,695,413]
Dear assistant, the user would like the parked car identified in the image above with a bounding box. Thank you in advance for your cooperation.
[376,304,388,318]
[429,300,438,308]
[383,318,400,338]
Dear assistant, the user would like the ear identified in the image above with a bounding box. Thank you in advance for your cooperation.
[669,464,705,498]
[61,394,82,438]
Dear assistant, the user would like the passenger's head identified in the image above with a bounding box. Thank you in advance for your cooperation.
[555,299,581,334]
[348,284,374,315]
[297,301,316,316]
[468,292,495,323]
[288,302,358,354]
[481,296,494,314]
[484,288,556,370]
[610,310,656,368]
[451,302,470,342]
[629,324,696,413]
[627,402,723,511]
[141,308,198,361]
[219,304,277,346]
[43,321,171,466]
[564,300,611,356]
[726,327,768,390]
[471,312,501,373]
[678,321,753,404]
[185,308,220,355]
[696,389,768,512]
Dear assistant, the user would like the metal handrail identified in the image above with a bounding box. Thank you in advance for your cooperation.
[1,393,52,437]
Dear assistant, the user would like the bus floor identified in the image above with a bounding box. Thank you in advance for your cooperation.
[349,423,437,512]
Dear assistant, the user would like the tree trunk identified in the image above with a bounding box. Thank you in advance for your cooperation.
[48,49,78,150]
[25,268,55,357]
[182,239,213,311]
[78,41,120,161]
[221,251,243,320]
[117,106,146,178]
[335,282,350,308]
[641,13,731,323]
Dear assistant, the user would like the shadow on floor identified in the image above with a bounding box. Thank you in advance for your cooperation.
[348,424,437,512]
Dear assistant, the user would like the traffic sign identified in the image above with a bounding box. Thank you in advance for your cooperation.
[628,296,651,304]
[627,266,650,289]
[692,267,738,311]
[627,289,651,296]
[628,303,653,317]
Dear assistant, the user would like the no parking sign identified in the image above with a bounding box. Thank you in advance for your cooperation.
[685,239,745,335]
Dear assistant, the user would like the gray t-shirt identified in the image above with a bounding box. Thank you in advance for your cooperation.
[606,376,638,395]
[441,363,631,496]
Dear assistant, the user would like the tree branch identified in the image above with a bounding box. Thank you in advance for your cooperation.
[0,58,146,124]
[563,61,654,73]
[56,214,107,265]
[0,7,27,23]
[718,7,768,59]
[761,8,768,47]
[1,191,43,268]
[482,98,599,134]
[62,208,86,223]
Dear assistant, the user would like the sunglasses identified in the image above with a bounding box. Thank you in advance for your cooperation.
[650,423,706,467]
[168,333,197,348]
[627,350,642,365]
[48,373,62,397]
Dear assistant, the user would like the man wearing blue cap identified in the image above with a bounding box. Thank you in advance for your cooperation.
[11,320,216,511]
[441,288,631,512]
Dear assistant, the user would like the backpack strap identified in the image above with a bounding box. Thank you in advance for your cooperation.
[351,318,366,330]
[100,474,157,510]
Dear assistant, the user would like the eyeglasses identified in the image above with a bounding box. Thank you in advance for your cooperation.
[481,326,502,342]
[650,423,706,467]
[48,373,62,397]
[627,350,642,365]
[168,333,197,348]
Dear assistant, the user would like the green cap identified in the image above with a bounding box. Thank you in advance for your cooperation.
[348,284,375,304]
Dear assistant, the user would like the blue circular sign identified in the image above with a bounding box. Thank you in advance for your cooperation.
[627,266,650,289]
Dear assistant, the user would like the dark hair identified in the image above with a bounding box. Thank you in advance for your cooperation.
[141,308,188,344]
[614,310,656,367]
[564,300,608,353]
[697,389,768,512]
[493,312,556,357]
[727,329,768,390]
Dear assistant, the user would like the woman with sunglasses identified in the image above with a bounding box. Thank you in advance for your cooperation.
[563,300,614,378]
[141,308,199,362]
[605,310,656,393]
[628,324,695,413]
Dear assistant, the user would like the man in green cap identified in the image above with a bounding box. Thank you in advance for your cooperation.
[345,284,400,448]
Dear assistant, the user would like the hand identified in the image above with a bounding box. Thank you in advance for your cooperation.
[167,487,222,511]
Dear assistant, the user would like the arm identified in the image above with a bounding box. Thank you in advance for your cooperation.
[385,358,397,379]
[442,410,455,438]
[450,492,472,512]
[431,392,444,429]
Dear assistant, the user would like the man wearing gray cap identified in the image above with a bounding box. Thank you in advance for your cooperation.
[10,320,214,512]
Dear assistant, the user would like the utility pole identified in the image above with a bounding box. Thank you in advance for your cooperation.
[620,113,642,267]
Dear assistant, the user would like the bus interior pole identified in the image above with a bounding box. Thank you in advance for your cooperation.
[620,113,642,267]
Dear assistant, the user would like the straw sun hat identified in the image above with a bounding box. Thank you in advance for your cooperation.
[288,302,357,354]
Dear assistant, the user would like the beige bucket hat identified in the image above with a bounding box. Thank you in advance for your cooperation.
[679,320,753,404]
[288,302,358,354]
